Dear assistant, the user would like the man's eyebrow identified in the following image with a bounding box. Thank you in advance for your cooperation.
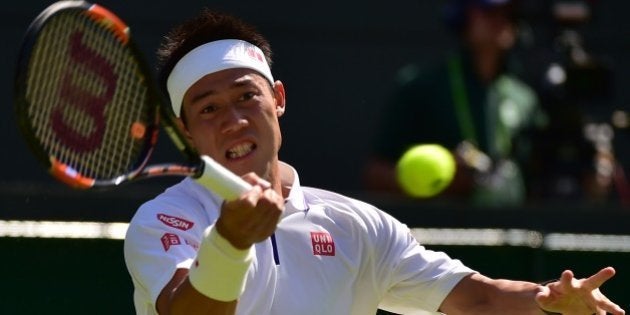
[188,79,256,105]
[190,90,216,105]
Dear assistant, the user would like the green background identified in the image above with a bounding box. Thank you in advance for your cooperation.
[2,237,627,314]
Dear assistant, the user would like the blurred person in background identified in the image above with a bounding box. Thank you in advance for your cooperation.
[364,0,548,206]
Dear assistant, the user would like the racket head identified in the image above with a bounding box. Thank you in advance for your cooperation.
[14,1,195,189]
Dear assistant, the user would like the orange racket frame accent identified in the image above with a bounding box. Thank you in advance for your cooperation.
[49,157,96,189]
[85,4,130,44]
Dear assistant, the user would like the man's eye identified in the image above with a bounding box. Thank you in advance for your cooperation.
[201,104,217,114]
[240,92,256,101]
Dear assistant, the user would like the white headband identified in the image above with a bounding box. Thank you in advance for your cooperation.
[166,39,274,117]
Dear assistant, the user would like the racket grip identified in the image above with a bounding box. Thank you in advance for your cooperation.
[195,156,253,201]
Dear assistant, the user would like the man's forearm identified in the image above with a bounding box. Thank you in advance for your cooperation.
[440,274,548,315]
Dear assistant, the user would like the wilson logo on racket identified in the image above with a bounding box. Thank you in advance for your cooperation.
[51,31,116,152]
[157,213,194,231]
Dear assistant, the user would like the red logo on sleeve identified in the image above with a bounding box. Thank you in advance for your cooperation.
[311,231,335,256]
[157,213,194,231]
[161,233,181,251]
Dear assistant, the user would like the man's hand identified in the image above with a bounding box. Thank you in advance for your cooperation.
[215,172,284,249]
[536,267,625,315]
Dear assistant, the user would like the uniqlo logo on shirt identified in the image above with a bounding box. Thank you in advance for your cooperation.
[311,231,335,256]
[161,233,181,251]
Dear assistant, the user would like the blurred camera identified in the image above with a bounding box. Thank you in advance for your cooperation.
[533,0,620,201]
[543,0,612,104]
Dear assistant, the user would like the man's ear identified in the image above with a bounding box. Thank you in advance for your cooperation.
[273,80,286,117]
[174,117,195,147]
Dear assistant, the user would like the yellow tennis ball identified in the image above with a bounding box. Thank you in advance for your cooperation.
[396,144,456,198]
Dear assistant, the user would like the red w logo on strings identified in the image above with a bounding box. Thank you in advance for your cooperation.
[51,31,116,152]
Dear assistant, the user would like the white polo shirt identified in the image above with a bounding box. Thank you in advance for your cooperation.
[124,163,474,315]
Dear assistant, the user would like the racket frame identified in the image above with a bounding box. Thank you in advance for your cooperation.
[14,1,203,189]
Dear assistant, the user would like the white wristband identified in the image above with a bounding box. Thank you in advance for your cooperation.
[188,225,253,301]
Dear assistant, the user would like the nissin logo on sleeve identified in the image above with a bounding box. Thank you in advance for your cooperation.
[157,213,194,231]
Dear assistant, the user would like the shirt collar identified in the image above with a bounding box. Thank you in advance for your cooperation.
[279,161,308,215]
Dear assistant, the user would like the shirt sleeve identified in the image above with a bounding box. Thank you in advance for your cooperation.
[123,194,214,308]
[369,208,475,314]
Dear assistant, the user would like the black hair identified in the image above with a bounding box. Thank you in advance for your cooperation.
[156,9,273,96]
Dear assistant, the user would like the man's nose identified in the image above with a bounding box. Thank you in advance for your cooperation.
[221,106,248,134]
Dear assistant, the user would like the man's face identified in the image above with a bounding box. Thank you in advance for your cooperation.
[180,68,285,180]
[465,6,515,50]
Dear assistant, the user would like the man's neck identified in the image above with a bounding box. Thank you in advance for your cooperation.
[472,47,503,84]
[276,161,293,199]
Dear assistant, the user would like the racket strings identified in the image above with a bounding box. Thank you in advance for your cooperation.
[25,10,153,181]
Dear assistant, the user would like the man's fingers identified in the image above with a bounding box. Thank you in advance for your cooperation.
[242,185,264,206]
[537,268,625,315]
[535,285,551,302]
[597,295,626,315]
[245,185,283,228]
[556,270,575,289]
[585,267,616,289]
[241,172,271,189]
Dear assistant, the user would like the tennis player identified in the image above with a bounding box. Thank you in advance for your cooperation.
[123,8,625,315]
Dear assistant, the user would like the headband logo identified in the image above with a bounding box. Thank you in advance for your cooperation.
[246,47,264,63]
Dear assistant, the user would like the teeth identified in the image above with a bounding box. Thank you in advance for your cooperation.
[227,142,254,159]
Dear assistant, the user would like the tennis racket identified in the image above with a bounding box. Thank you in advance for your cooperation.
[14,1,251,201]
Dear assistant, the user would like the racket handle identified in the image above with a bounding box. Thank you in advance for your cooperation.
[196,156,253,201]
